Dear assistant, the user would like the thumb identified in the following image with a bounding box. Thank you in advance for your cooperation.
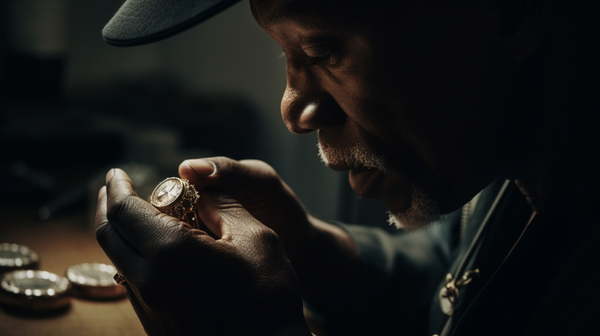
[178,157,280,199]
[195,190,266,244]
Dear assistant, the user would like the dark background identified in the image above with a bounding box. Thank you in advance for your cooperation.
[0,0,387,228]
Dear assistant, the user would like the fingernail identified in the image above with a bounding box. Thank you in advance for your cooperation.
[97,185,107,199]
[185,160,216,176]
[106,168,116,184]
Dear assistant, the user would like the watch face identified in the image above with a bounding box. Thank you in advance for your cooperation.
[151,178,184,208]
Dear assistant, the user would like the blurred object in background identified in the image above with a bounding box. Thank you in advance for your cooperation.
[0,243,39,274]
[70,74,259,162]
[0,2,343,333]
[0,91,256,225]
[0,103,125,211]
[0,0,258,224]
[3,0,68,104]
[0,0,340,230]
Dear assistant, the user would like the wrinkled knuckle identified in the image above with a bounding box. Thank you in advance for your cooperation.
[254,226,281,247]
[217,156,246,176]
[244,160,281,183]
[216,193,242,206]
[211,156,234,169]
[247,226,287,265]
[106,195,136,223]
[152,224,186,254]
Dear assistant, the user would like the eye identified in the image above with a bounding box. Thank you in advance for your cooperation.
[305,47,342,67]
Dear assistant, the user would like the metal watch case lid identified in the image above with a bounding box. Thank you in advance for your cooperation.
[0,243,39,273]
[66,263,125,300]
[151,177,186,210]
[0,270,71,312]
[150,177,199,220]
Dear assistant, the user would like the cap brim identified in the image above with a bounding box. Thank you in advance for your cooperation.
[102,0,242,47]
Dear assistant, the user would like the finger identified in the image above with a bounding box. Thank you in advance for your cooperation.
[105,169,188,257]
[106,168,138,201]
[95,217,144,275]
[179,157,277,196]
[95,185,143,272]
[195,190,276,247]
[105,168,116,184]
[179,158,216,177]
[95,186,108,231]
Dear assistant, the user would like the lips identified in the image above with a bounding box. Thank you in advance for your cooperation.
[349,167,384,199]
[324,163,385,199]
[325,163,353,171]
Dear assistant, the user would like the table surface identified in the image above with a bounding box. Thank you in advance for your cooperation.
[0,208,330,336]
[0,210,146,336]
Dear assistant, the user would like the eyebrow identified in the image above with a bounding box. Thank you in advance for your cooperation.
[297,34,337,47]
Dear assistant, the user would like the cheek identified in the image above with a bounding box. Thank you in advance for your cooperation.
[325,52,498,211]
[328,75,440,195]
[368,29,495,167]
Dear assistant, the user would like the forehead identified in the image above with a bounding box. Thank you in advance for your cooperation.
[250,0,368,29]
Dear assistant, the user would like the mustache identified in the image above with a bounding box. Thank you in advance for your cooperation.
[317,142,387,172]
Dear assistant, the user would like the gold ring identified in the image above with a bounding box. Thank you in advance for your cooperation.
[113,272,126,286]
[150,177,200,228]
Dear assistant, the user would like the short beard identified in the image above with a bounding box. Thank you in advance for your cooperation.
[318,142,439,230]
[317,142,387,172]
[386,184,440,230]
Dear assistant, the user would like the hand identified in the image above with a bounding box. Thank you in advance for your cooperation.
[178,158,313,262]
[179,158,360,305]
[95,169,311,336]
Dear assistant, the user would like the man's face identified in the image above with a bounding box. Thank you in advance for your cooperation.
[251,0,522,228]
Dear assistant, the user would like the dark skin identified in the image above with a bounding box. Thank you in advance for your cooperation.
[96,1,558,335]
[96,168,311,336]
[253,0,546,216]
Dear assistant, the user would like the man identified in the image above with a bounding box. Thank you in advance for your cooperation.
[97,0,599,335]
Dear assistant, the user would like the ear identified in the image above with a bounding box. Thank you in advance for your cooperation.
[489,1,546,63]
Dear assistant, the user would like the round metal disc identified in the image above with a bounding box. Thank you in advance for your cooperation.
[0,243,39,272]
[0,270,71,312]
[150,177,184,210]
[66,263,125,300]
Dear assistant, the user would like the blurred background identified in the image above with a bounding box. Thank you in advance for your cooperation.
[0,1,395,333]
[0,0,389,227]
[1,1,595,334]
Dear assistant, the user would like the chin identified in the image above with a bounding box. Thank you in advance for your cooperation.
[385,184,441,230]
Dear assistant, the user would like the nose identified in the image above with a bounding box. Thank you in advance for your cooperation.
[280,73,346,134]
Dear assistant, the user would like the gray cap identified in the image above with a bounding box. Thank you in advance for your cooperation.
[102,0,242,47]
